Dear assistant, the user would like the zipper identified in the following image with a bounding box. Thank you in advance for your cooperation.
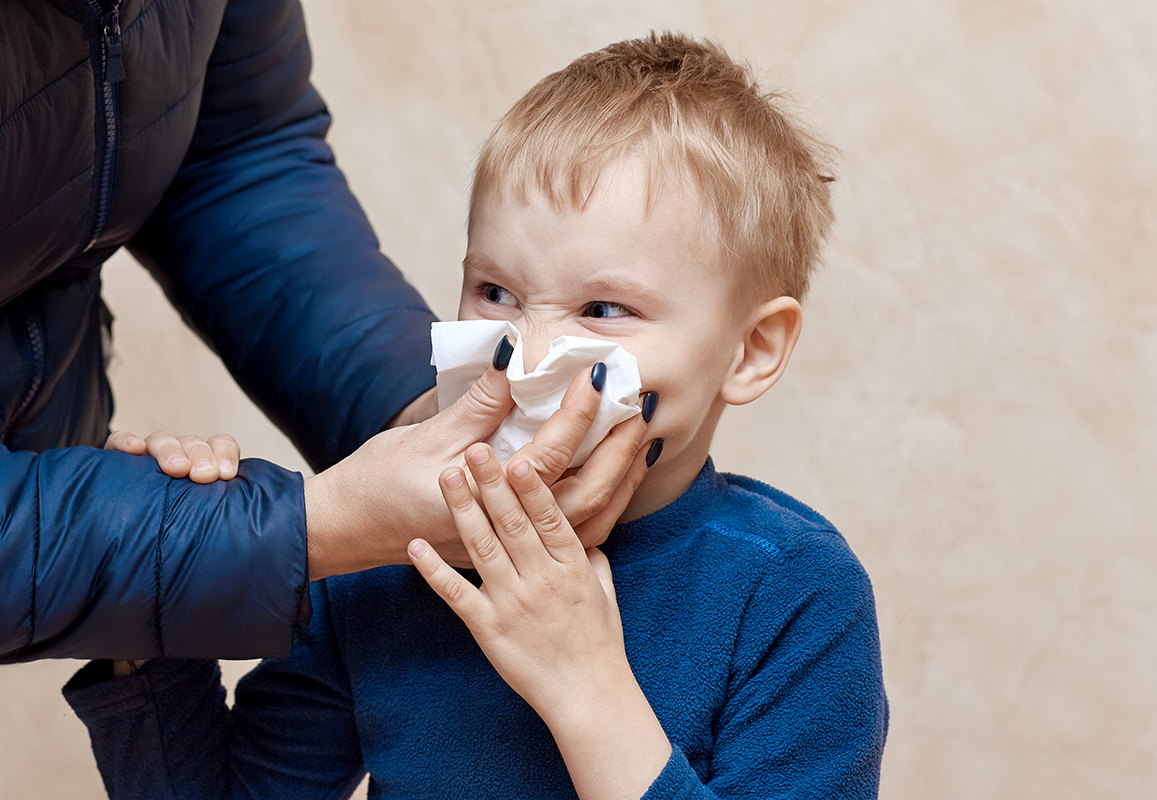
[83,0,125,252]
[13,312,46,422]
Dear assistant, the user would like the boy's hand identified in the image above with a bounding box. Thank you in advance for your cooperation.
[105,430,240,484]
[409,443,671,800]
[409,443,638,722]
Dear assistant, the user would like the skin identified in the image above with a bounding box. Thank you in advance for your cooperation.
[410,158,804,800]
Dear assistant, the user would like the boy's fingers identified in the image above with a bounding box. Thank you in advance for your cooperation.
[551,414,647,529]
[463,445,550,573]
[144,432,191,478]
[180,435,220,484]
[515,366,603,484]
[439,465,517,586]
[586,547,616,599]
[408,538,486,623]
[571,441,652,549]
[506,457,583,564]
[105,430,147,455]
[208,434,239,480]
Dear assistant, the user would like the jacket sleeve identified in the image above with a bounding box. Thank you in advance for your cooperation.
[63,581,364,800]
[0,445,308,663]
[642,552,889,800]
[128,0,438,473]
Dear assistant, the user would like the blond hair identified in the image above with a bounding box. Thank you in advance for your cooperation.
[470,32,835,300]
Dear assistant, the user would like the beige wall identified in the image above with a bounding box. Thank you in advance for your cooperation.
[3,1,1154,797]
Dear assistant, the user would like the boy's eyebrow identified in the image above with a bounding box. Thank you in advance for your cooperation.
[461,251,501,276]
[462,252,523,288]
[578,276,666,306]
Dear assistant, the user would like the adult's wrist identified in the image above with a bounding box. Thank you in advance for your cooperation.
[304,471,347,580]
[303,469,410,580]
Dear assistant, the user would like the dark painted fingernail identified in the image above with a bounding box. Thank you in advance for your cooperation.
[492,335,514,371]
[645,439,664,467]
[641,392,658,423]
[590,361,607,393]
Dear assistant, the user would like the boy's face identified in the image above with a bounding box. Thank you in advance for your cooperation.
[461,159,750,518]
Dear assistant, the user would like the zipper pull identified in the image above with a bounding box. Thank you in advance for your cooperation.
[102,6,126,84]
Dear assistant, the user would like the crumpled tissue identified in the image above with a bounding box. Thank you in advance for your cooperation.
[430,319,642,466]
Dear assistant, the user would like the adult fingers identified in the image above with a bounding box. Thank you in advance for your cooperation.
[464,444,551,574]
[408,538,487,625]
[514,365,604,485]
[432,338,516,447]
[439,464,517,587]
[506,456,584,564]
[571,440,653,549]
[551,413,647,528]
[105,430,147,455]
[180,435,221,484]
[144,432,191,478]
[208,434,239,480]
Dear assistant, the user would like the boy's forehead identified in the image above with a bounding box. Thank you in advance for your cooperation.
[469,164,695,251]
[469,151,703,221]
[469,164,740,274]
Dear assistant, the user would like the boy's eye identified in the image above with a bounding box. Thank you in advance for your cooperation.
[481,283,517,307]
[583,301,632,319]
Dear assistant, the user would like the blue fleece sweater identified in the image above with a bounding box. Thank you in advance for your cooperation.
[66,460,887,799]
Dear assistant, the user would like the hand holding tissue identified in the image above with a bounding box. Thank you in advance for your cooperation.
[430,320,642,466]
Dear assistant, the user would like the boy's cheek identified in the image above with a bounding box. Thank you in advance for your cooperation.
[633,332,717,389]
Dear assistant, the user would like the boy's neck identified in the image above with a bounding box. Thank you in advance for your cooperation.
[618,403,723,523]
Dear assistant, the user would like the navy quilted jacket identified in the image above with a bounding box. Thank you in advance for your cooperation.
[0,0,438,661]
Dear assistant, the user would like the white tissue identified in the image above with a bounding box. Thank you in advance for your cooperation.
[430,319,643,466]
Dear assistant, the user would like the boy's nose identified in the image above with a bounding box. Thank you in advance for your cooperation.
[516,325,554,373]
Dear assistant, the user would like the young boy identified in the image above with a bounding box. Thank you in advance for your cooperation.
[67,32,887,799]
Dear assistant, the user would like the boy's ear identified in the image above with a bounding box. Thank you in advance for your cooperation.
[720,296,803,406]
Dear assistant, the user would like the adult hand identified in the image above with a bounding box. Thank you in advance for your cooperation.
[385,386,438,430]
[303,345,653,578]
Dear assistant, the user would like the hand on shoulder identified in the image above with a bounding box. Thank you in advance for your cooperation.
[105,429,240,484]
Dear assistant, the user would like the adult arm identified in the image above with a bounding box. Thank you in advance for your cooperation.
[0,445,307,663]
[128,0,437,473]
[1,0,650,663]
[1,360,644,662]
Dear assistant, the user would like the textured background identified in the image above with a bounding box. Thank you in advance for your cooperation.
[3,1,1155,797]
